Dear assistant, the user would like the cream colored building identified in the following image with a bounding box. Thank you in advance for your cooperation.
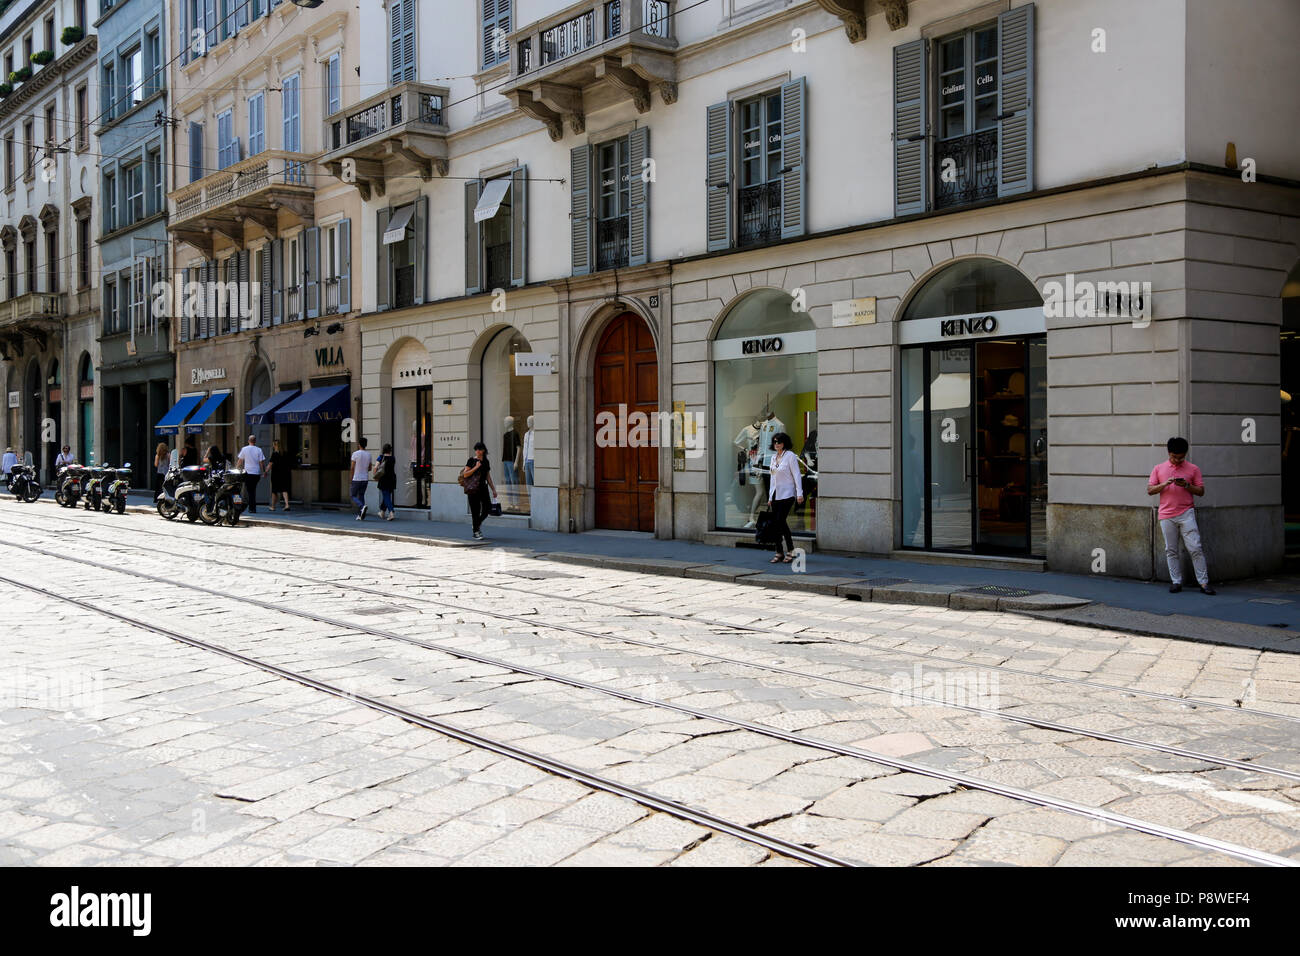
[327,0,1299,580]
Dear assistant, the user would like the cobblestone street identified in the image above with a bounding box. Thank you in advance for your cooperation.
[3,503,1300,867]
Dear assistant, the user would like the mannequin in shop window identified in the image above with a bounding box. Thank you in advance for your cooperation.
[523,415,535,486]
[732,417,760,513]
[502,415,521,506]
[744,405,786,529]
[795,430,818,523]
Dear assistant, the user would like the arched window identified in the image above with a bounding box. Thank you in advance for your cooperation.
[481,327,534,516]
[902,258,1042,320]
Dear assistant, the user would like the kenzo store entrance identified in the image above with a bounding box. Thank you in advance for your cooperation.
[898,259,1047,556]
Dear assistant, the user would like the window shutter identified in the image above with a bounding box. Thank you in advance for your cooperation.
[780,77,807,239]
[391,0,415,83]
[204,0,216,50]
[510,164,527,288]
[198,261,210,338]
[705,101,732,252]
[304,226,320,319]
[179,267,190,341]
[260,247,271,327]
[892,38,928,217]
[482,0,496,67]
[570,144,592,276]
[180,2,188,66]
[189,123,203,183]
[414,195,428,305]
[390,0,402,85]
[997,3,1035,198]
[271,238,283,325]
[627,127,649,267]
[403,1,416,81]
[338,218,351,313]
[464,179,481,295]
[376,208,391,311]
[238,250,250,330]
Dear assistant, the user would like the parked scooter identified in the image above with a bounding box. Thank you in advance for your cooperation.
[9,463,41,502]
[82,464,109,512]
[55,464,87,508]
[174,464,210,523]
[103,463,132,515]
[156,453,183,520]
[200,466,246,527]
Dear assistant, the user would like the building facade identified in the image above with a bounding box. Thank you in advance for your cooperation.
[335,0,1300,580]
[95,0,170,483]
[0,0,97,479]
[163,0,361,506]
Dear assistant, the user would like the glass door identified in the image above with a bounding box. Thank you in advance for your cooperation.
[974,339,1029,551]
[928,346,973,549]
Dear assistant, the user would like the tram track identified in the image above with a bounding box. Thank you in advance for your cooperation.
[6,511,1299,786]
[1,531,1296,867]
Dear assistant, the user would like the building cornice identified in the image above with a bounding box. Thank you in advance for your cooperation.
[0,35,97,124]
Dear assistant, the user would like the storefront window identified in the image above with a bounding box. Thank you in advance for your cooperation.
[713,289,817,532]
[481,328,534,515]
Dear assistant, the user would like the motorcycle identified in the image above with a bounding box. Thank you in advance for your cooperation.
[156,461,183,520]
[201,466,246,527]
[55,464,87,508]
[9,464,41,502]
[82,464,108,513]
[174,464,210,523]
[104,463,132,515]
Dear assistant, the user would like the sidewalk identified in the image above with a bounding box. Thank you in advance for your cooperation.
[105,489,1300,653]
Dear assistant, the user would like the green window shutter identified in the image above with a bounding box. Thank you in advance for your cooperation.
[893,38,928,216]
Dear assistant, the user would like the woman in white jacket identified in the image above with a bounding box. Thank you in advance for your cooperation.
[767,432,803,563]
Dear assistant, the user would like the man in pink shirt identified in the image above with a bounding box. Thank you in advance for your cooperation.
[1147,437,1214,595]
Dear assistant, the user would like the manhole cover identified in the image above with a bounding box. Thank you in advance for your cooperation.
[351,605,413,616]
[861,577,912,587]
[961,585,1040,597]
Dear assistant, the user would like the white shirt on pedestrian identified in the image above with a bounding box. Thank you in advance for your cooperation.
[768,450,803,502]
[56,452,75,469]
[1,452,16,474]
[351,449,372,481]
[239,444,265,475]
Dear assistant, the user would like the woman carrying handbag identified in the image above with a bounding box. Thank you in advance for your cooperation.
[766,432,804,564]
[459,441,497,540]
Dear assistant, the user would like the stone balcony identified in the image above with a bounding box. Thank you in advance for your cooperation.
[167,150,317,256]
[319,82,450,200]
[500,0,678,141]
[812,0,910,42]
[0,292,64,357]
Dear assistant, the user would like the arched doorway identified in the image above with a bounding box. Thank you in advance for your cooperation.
[898,258,1046,555]
[594,311,657,531]
[1281,262,1300,555]
[23,359,40,472]
[77,354,94,466]
[388,339,433,510]
[480,328,535,516]
[248,366,273,507]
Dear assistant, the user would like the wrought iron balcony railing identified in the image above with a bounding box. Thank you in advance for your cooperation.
[169,149,316,227]
[596,217,629,271]
[934,129,998,210]
[738,182,782,247]
[321,82,451,196]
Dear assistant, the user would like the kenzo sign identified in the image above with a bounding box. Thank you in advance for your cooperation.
[940,315,998,337]
[741,337,783,354]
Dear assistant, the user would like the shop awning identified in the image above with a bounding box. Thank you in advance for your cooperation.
[154,395,204,435]
[184,391,233,435]
[246,389,301,426]
[274,384,351,424]
[382,205,414,244]
[474,178,512,223]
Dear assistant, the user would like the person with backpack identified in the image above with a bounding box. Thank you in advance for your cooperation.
[459,441,497,540]
[374,443,398,520]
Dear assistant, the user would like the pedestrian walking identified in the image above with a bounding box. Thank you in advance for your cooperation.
[152,442,169,496]
[56,445,76,470]
[1,447,16,476]
[460,441,497,540]
[766,432,804,564]
[268,439,292,512]
[1148,436,1215,595]
[350,437,372,520]
[374,443,397,520]
[237,435,265,514]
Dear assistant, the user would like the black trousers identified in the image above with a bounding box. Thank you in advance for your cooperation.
[244,473,260,512]
[771,496,796,555]
[468,486,491,532]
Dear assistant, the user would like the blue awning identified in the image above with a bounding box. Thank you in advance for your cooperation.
[184,391,233,435]
[274,384,351,424]
[155,395,204,435]
[246,389,300,426]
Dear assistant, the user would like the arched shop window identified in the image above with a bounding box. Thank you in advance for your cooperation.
[481,327,535,516]
[712,289,818,533]
[899,258,1046,556]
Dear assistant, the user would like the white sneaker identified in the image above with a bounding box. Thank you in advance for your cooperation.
[385,512,394,521]
[360,505,368,519]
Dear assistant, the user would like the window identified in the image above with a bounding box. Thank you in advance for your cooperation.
[596,138,629,270]
[45,229,57,293]
[466,168,525,294]
[377,201,425,310]
[147,149,163,215]
[102,62,116,119]
[22,120,34,181]
[24,238,36,294]
[145,30,161,95]
[216,109,236,168]
[5,248,16,299]
[188,122,203,183]
[321,220,351,314]
[44,17,55,54]
[281,74,300,152]
[3,134,12,189]
[77,219,90,288]
[3,53,11,80]
[325,53,340,116]
[705,79,806,252]
[123,46,144,109]
[23,34,32,66]
[389,0,415,84]
[570,130,649,275]
[76,0,87,32]
[104,172,117,232]
[481,0,511,69]
[75,86,88,150]
[247,92,265,155]
[892,5,1034,216]
[125,163,144,224]
[44,103,56,149]
[104,279,119,334]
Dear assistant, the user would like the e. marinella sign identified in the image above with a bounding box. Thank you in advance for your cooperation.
[190,367,226,385]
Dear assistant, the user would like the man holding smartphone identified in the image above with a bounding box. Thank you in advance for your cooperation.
[1147,437,1214,594]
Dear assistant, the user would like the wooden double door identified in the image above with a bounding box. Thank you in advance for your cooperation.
[594,312,658,532]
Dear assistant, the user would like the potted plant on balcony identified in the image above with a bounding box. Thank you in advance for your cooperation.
[0,83,11,98]
[61,26,85,46]
[11,67,31,84]
[31,50,54,67]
